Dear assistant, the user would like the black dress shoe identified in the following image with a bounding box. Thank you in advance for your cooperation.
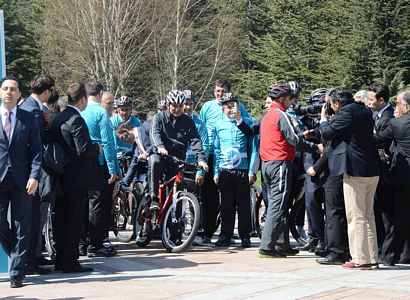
[36,256,55,266]
[62,264,94,273]
[314,243,329,257]
[215,237,232,247]
[10,279,23,288]
[26,265,51,275]
[316,254,345,265]
[398,258,410,264]
[298,239,318,252]
[276,246,299,256]
[241,238,252,248]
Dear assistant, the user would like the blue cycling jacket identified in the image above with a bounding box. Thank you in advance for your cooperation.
[186,114,209,176]
[81,102,120,174]
[199,99,249,155]
[213,116,259,179]
[110,114,142,154]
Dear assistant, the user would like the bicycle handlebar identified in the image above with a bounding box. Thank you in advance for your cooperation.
[156,152,202,172]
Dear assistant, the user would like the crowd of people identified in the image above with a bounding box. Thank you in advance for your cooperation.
[0,74,409,289]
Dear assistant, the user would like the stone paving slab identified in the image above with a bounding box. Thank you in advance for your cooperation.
[1,238,410,299]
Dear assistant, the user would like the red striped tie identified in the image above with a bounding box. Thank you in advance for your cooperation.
[4,111,12,143]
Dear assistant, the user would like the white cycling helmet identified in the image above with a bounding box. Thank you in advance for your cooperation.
[115,96,133,107]
[166,90,186,105]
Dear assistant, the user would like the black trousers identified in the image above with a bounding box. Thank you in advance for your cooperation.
[26,192,41,268]
[374,175,393,257]
[305,177,325,242]
[218,169,251,239]
[0,172,32,280]
[54,190,87,270]
[81,164,109,252]
[382,186,410,263]
[202,155,220,239]
[148,154,178,200]
[324,175,349,257]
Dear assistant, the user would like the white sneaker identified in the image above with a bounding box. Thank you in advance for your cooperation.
[192,236,203,246]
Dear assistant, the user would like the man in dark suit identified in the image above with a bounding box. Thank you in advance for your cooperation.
[19,75,55,275]
[49,82,99,273]
[320,87,380,269]
[0,76,42,288]
[375,90,410,265]
[367,83,394,261]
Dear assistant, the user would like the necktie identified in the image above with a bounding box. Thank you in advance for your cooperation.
[3,111,12,143]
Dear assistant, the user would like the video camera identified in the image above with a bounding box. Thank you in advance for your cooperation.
[293,88,334,117]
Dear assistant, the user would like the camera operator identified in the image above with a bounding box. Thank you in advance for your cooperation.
[292,88,328,256]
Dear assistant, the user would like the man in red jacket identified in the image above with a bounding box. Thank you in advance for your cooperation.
[258,83,320,258]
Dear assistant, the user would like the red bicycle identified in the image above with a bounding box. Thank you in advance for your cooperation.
[134,154,201,253]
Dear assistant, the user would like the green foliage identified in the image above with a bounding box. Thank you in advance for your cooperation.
[1,0,409,107]
[1,0,42,96]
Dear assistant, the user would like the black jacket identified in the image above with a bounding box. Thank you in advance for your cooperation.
[373,105,394,154]
[320,102,379,177]
[375,113,410,186]
[49,106,99,191]
[151,110,206,162]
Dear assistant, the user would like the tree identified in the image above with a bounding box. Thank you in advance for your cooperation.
[1,0,42,95]
[40,0,155,99]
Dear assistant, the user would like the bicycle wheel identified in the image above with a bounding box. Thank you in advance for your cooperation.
[288,194,308,246]
[44,205,56,260]
[253,186,266,239]
[113,186,137,242]
[161,191,200,253]
[134,195,153,247]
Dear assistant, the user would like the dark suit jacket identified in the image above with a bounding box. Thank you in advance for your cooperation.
[0,108,42,189]
[49,106,99,191]
[374,105,394,154]
[19,96,45,142]
[375,113,410,186]
[320,102,379,177]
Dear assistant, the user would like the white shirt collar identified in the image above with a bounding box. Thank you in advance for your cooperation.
[0,105,17,117]
[67,104,82,114]
[31,94,44,110]
[378,104,390,118]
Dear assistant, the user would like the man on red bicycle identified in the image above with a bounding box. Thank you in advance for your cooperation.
[149,90,208,211]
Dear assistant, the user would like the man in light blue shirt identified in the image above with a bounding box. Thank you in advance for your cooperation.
[213,93,258,248]
[199,79,249,243]
[80,81,119,257]
[110,96,142,154]
[183,90,209,245]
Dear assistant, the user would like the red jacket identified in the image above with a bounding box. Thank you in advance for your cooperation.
[260,102,317,162]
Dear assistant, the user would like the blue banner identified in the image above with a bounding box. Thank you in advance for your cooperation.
[0,9,8,275]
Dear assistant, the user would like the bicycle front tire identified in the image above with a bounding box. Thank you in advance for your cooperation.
[161,191,200,253]
[113,186,137,243]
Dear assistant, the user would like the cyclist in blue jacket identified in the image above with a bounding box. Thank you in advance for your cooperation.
[213,93,259,248]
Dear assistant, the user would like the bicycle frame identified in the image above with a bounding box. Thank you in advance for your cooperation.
[140,170,185,227]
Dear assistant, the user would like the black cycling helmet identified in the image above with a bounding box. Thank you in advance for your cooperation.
[166,90,186,105]
[183,90,195,101]
[310,88,327,102]
[115,96,133,107]
[268,83,292,99]
[288,81,302,97]
[220,93,239,105]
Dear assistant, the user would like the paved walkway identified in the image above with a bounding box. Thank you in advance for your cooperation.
[1,237,410,299]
